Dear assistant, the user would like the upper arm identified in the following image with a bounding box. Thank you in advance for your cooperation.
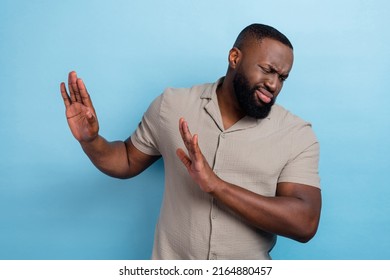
[122,94,165,178]
[278,122,320,188]
[276,182,322,241]
[276,182,321,208]
[123,137,161,178]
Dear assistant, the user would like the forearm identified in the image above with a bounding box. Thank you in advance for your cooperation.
[209,179,320,242]
[80,135,132,179]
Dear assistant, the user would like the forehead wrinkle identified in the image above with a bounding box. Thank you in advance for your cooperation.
[266,63,290,78]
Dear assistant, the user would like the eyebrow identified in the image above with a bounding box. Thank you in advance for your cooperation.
[267,64,289,80]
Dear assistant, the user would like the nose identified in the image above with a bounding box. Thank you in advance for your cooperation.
[264,73,279,94]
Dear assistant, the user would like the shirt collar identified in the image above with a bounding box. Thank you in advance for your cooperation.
[200,77,224,100]
[201,77,268,132]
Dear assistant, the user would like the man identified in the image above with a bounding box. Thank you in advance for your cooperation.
[60,23,321,260]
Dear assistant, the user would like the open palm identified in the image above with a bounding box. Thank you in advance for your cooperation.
[60,71,99,142]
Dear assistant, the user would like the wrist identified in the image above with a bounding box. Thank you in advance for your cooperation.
[205,173,224,194]
[80,134,100,150]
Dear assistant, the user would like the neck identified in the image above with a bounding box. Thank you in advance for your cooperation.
[216,76,245,130]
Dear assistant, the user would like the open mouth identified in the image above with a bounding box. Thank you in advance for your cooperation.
[255,88,273,104]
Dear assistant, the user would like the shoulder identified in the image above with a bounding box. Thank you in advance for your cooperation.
[153,82,215,117]
[270,104,310,127]
[270,104,315,133]
[146,81,215,126]
[160,82,214,104]
[270,104,318,144]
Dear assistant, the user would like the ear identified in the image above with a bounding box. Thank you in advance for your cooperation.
[228,47,241,69]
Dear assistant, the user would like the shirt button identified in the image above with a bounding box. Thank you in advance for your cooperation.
[210,253,217,260]
[221,133,225,138]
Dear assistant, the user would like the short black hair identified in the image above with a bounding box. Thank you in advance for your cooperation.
[233,23,293,50]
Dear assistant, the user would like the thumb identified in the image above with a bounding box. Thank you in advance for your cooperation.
[176,148,192,169]
[86,110,97,125]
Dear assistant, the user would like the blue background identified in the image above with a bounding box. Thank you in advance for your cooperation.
[1,0,389,260]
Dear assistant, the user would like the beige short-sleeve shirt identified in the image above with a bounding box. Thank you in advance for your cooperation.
[131,78,320,260]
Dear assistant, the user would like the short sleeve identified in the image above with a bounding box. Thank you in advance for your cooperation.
[278,123,321,188]
[130,94,163,156]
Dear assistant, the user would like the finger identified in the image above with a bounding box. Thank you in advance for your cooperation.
[74,84,82,103]
[60,82,71,108]
[69,71,81,102]
[178,118,185,138]
[68,71,77,102]
[176,148,192,170]
[77,78,94,109]
[186,134,205,169]
[179,118,193,149]
[191,134,203,161]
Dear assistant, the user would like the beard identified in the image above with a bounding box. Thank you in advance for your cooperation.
[233,71,275,119]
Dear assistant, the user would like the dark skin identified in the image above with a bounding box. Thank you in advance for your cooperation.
[61,38,321,243]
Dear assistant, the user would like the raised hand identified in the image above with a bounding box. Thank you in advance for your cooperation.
[176,118,220,193]
[60,71,99,143]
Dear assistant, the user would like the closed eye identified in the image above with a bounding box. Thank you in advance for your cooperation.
[258,64,289,82]
[279,75,288,82]
[258,65,272,74]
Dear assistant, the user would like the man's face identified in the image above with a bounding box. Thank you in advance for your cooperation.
[232,38,294,119]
